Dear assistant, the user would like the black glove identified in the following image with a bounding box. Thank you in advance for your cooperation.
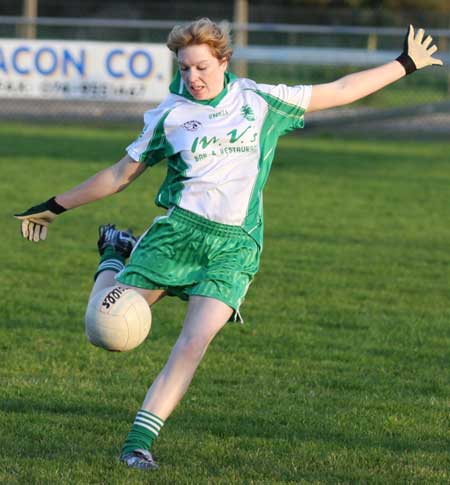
[15,196,66,242]
[396,25,443,75]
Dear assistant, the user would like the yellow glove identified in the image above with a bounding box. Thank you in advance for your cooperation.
[397,25,443,75]
[15,197,67,242]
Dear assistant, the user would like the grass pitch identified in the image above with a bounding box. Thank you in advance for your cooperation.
[1,121,450,484]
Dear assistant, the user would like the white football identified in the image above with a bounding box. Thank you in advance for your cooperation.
[85,286,151,352]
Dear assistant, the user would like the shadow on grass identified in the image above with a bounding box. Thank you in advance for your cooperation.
[0,396,131,459]
[175,408,450,455]
[1,395,449,464]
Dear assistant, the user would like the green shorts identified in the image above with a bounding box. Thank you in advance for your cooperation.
[116,206,260,320]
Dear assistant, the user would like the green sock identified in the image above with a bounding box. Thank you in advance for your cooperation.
[94,248,126,281]
[121,410,165,456]
[100,247,125,264]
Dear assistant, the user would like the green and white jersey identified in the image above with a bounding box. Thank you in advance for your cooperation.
[127,71,311,247]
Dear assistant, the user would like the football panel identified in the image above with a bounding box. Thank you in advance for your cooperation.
[123,301,151,351]
[86,311,130,352]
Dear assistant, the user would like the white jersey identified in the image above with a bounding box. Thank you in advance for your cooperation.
[127,71,311,247]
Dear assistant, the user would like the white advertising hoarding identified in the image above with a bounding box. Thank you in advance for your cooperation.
[0,39,172,102]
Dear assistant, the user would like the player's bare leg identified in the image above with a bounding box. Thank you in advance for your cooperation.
[143,296,233,418]
[120,296,233,469]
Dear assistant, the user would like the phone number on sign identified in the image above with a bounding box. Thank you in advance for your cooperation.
[0,79,33,94]
[40,81,148,98]
[0,79,148,99]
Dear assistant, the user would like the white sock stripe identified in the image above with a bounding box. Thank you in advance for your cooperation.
[111,264,124,272]
[134,419,160,436]
[137,410,164,426]
[135,415,162,431]
[98,260,125,272]
[106,259,124,268]
[135,420,160,436]
[98,260,124,268]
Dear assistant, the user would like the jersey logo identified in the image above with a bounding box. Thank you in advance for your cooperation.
[182,120,202,131]
[209,109,229,119]
[241,104,255,121]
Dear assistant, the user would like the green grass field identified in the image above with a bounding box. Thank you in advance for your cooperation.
[1,121,450,484]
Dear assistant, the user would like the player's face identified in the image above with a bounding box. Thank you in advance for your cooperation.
[177,44,228,100]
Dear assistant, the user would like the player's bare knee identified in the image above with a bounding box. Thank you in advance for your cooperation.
[174,334,211,362]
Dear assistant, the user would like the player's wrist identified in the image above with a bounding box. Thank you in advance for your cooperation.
[47,196,67,214]
[395,52,416,76]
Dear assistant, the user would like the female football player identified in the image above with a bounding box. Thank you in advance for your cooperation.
[15,18,442,470]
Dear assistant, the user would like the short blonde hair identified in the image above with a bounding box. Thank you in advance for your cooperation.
[167,18,233,61]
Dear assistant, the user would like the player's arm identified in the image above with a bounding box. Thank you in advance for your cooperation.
[55,154,146,209]
[307,25,443,113]
[15,154,146,242]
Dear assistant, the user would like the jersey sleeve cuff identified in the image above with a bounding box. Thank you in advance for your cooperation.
[126,148,143,163]
[300,85,313,112]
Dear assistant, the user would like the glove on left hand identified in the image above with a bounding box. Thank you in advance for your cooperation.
[396,25,443,75]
